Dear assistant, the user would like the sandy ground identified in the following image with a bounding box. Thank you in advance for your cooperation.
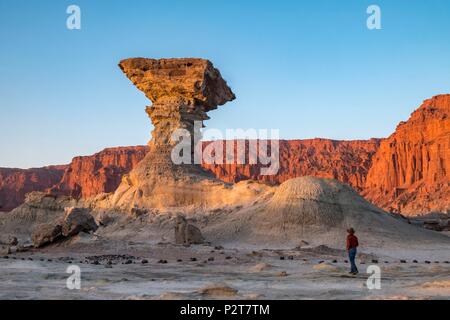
[1,177,448,300]
[1,238,449,300]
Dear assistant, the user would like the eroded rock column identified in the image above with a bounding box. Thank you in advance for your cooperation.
[119,58,235,163]
[112,58,236,210]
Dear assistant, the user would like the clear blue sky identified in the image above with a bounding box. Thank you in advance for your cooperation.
[1,0,450,168]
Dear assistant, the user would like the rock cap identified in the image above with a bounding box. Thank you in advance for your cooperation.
[119,58,235,110]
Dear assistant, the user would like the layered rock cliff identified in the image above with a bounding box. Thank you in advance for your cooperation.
[1,138,380,212]
[202,139,380,191]
[49,146,148,199]
[0,166,67,212]
[363,94,450,215]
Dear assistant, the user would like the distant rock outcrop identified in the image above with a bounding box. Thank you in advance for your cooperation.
[202,139,380,190]
[49,146,148,199]
[0,166,67,212]
[174,215,205,245]
[0,138,380,213]
[31,206,98,247]
[62,207,98,237]
[0,235,18,246]
[363,94,450,215]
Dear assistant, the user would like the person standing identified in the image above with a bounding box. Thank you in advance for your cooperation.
[346,228,359,275]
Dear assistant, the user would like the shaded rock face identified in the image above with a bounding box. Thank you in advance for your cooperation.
[0,235,18,246]
[62,207,98,237]
[0,166,67,212]
[174,215,205,245]
[0,246,11,255]
[32,223,63,248]
[363,94,450,215]
[265,177,346,229]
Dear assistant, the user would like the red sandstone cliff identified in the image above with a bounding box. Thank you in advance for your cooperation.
[201,139,380,191]
[1,95,448,215]
[362,94,450,215]
[49,146,148,199]
[0,140,378,211]
[0,166,67,212]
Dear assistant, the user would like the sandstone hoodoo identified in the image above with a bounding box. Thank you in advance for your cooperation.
[111,58,236,210]
[32,223,63,248]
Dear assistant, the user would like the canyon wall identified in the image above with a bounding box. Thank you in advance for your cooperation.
[49,146,148,199]
[201,139,380,191]
[362,94,450,215]
[0,166,67,212]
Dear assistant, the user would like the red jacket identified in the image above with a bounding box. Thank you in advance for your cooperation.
[347,234,359,250]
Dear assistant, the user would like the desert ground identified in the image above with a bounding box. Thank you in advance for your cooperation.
[1,191,449,300]
[1,238,449,300]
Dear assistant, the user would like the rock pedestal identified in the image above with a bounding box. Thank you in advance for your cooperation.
[119,58,235,157]
[112,58,235,210]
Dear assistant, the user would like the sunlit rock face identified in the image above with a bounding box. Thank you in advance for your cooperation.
[49,147,148,199]
[363,94,450,215]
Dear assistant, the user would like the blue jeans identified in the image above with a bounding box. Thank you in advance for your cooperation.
[348,248,358,273]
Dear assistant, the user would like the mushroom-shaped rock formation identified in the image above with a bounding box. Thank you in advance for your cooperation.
[110,58,242,211]
[119,58,235,152]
